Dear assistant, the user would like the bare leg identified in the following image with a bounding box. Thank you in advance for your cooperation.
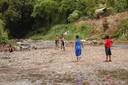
[106,55,109,62]
[79,57,81,61]
[77,56,81,62]
[55,45,56,49]
[109,55,111,61]
[77,57,79,62]
[61,44,62,49]
[55,45,59,50]
[63,46,65,51]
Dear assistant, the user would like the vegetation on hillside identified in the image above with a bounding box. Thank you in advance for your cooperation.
[31,23,92,40]
[0,0,33,38]
[0,0,128,41]
[0,19,8,41]
[116,17,128,40]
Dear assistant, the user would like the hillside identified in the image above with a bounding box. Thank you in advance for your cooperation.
[75,11,128,40]
[32,11,128,41]
[1,0,128,41]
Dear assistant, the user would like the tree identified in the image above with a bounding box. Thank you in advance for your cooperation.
[114,0,127,12]
[0,0,34,38]
[32,0,59,32]
[0,19,8,41]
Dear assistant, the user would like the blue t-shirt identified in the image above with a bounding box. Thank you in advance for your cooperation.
[75,39,81,50]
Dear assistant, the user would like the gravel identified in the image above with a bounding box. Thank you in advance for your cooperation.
[0,42,128,85]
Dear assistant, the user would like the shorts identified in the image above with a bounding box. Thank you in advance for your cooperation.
[61,41,65,46]
[55,40,59,46]
[105,47,112,55]
[75,49,81,57]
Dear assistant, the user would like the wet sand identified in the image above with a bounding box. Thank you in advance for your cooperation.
[0,45,128,85]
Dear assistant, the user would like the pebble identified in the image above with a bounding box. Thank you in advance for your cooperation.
[0,41,127,85]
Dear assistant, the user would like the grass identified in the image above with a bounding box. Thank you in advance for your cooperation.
[30,35,44,40]
[114,17,128,41]
[30,12,128,41]
[30,23,92,40]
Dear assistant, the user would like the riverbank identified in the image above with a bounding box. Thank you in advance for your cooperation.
[0,44,128,85]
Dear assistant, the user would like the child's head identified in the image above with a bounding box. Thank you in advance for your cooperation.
[105,35,109,39]
[76,35,79,39]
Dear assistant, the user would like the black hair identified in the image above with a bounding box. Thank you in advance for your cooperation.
[76,35,79,39]
[105,35,109,39]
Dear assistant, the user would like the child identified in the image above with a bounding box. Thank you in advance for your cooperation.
[75,35,83,62]
[104,35,113,62]
[60,34,65,51]
[55,35,59,49]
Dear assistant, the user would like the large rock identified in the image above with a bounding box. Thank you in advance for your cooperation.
[95,8,107,15]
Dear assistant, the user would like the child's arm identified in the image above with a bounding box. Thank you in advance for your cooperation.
[110,40,113,46]
[81,41,84,48]
[74,41,76,48]
[103,40,106,47]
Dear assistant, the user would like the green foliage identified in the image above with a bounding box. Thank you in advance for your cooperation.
[116,17,128,40]
[59,0,76,12]
[114,0,127,12]
[30,35,43,40]
[39,23,92,40]
[106,0,128,13]
[106,0,115,7]
[0,0,128,40]
[0,19,8,42]
[0,0,34,38]
[79,25,91,38]
[0,0,9,13]
[32,0,59,28]
[32,0,59,17]
[68,10,82,22]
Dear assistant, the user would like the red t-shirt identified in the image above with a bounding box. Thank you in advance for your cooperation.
[104,39,113,48]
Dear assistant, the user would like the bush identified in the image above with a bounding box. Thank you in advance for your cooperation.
[0,19,8,42]
[115,17,128,40]
[114,0,127,12]
[68,10,82,22]
[40,23,92,40]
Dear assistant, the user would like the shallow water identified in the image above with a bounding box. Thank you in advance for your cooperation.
[0,80,32,85]
[112,43,128,48]
[0,72,90,85]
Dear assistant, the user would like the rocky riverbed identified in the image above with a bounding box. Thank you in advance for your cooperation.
[0,41,128,85]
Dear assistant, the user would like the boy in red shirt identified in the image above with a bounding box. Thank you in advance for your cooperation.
[104,35,113,62]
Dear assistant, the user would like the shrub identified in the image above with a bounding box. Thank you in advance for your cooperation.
[0,19,8,42]
[114,0,127,12]
[41,23,92,40]
[115,17,128,40]
[68,10,82,22]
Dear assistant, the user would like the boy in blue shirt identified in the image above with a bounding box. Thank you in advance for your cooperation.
[75,35,84,62]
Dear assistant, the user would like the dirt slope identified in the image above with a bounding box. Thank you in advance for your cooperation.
[76,11,128,40]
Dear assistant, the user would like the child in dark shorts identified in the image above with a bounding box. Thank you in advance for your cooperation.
[104,35,113,62]
[60,34,65,51]
[55,35,59,49]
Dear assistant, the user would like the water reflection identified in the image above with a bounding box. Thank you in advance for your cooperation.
[0,72,91,85]
[76,72,83,85]
[112,44,128,48]
[0,80,32,85]
[105,74,113,85]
